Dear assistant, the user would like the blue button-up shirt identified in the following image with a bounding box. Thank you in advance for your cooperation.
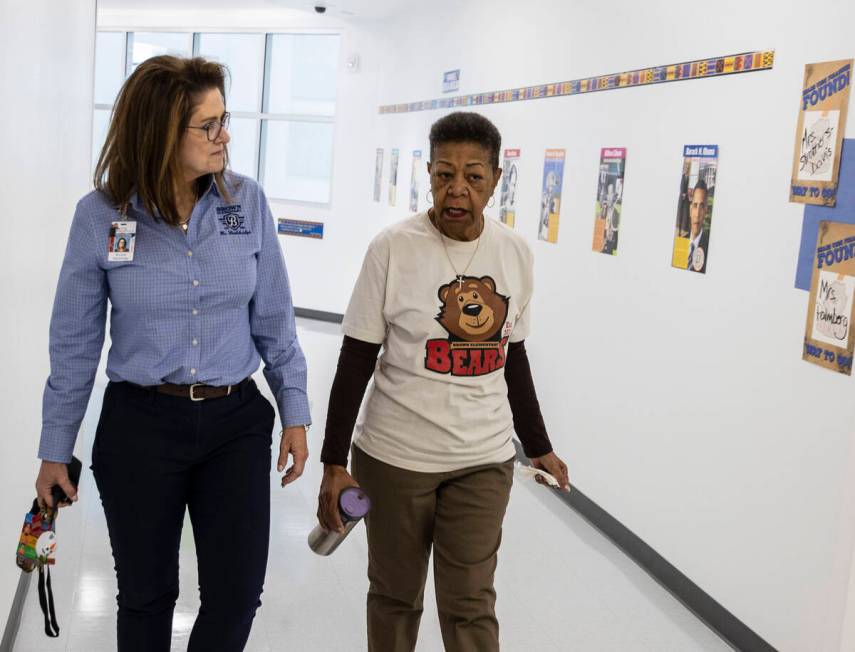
[39,173,311,462]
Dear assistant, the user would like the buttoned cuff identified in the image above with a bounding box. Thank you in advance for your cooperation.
[277,389,311,430]
[38,428,77,463]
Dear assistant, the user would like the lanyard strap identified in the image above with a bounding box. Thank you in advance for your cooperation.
[37,566,59,638]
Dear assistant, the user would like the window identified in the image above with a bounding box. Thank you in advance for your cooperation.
[92,30,339,204]
[130,32,192,72]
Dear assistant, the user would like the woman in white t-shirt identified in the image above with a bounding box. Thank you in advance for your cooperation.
[317,111,570,652]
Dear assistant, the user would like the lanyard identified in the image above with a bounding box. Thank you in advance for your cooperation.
[37,565,59,637]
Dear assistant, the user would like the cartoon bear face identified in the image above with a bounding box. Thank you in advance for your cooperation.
[436,276,509,342]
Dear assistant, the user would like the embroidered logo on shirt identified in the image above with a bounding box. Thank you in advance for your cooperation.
[216,205,251,235]
[424,275,510,377]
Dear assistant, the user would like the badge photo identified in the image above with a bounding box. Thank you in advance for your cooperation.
[108,221,137,261]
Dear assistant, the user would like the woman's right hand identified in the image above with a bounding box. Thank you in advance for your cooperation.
[35,460,78,510]
[317,464,359,533]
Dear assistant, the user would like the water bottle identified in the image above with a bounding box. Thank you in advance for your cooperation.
[308,487,371,556]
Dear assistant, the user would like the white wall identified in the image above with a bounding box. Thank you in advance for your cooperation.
[0,0,96,628]
[93,2,855,650]
[364,2,855,651]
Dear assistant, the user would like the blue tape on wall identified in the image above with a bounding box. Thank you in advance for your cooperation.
[277,219,324,239]
[795,139,855,290]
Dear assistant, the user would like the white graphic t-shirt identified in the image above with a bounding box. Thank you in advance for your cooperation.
[343,212,534,472]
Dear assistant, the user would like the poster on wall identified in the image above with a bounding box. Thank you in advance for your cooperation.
[790,59,852,206]
[538,149,565,243]
[591,148,627,255]
[409,150,422,212]
[389,148,399,207]
[373,148,384,202]
[671,145,718,273]
[499,148,520,228]
[443,69,460,93]
[803,221,855,375]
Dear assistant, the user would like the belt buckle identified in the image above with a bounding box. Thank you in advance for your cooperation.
[189,384,206,402]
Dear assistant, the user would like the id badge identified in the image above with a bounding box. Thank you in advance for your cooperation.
[108,221,136,261]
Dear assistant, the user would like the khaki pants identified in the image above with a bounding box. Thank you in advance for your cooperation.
[352,445,514,652]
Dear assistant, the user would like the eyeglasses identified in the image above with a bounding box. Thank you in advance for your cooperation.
[186,112,230,142]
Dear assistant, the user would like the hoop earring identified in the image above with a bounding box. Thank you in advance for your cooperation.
[426,189,433,205]
[487,195,496,208]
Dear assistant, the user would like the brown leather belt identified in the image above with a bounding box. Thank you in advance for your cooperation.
[140,378,252,401]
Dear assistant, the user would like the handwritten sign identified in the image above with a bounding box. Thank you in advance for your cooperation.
[790,60,852,206]
[803,221,855,375]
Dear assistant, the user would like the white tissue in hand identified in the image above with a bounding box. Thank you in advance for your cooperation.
[514,462,560,488]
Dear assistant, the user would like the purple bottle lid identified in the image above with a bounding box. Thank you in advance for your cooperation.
[339,487,371,520]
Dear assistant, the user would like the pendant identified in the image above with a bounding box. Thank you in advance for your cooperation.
[457,274,464,288]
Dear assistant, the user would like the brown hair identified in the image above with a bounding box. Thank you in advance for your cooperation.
[94,55,232,225]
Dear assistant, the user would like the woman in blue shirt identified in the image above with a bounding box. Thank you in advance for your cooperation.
[33,56,311,651]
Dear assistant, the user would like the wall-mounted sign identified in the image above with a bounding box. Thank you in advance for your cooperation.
[803,221,855,375]
[538,149,565,244]
[671,145,718,274]
[499,148,520,228]
[373,148,384,202]
[592,148,627,255]
[409,150,422,213]
[443,69,460,94]
[277,219,324,239]
[790,59,852,206]
[389,148,399,206]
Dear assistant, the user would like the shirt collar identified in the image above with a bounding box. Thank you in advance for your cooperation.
[127,174,221,214]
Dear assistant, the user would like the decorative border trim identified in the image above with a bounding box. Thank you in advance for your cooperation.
[379,50,775,114]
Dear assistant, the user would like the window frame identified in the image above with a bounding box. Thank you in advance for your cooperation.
[93,28,339,206]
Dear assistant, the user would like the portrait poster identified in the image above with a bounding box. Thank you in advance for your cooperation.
[591,148,627,255]
[671,145,718,274]
[499,148,520,228]
[409,149,422,213]
[373,148,384,202]
[803,221,855,375]
[790,59,852,206]
[389,148,399,207]
[538,149,565,243]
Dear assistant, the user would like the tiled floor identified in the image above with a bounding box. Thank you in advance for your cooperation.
[12,318,732,651]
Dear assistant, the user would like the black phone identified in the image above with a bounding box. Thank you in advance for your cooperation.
[50,456,83,507]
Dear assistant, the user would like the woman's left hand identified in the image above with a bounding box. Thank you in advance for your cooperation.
[278,426,309,487]
[530,451,571,491]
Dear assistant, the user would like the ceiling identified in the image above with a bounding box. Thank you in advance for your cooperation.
[97,0,420,20]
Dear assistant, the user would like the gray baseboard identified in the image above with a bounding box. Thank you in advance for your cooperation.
[513,442,776,652]
[294,307,344,323]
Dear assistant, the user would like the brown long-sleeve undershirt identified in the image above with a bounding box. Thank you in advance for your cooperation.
[319,336,553,467]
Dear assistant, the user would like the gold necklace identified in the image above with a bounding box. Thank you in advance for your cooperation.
[432,212,485,288]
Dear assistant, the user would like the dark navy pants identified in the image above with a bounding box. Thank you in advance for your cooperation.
[91,379,275,652]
